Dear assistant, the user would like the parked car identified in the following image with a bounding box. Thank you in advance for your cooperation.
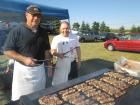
[100,32,118,41]
[104,33,140,52]
[78,31,101,42]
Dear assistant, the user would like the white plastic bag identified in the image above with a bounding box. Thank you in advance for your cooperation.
[114,57,140,77]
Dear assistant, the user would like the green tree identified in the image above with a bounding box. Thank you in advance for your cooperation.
[131,25,137,32]
[137,26,140,32]
[110,28,119,33]
[119,26,125,34]
[52,19,60,34]
[85,23,91,32]
[41,17,60,35]
[80,21,86,32]
[104,26,110,33]
[100,21,106,33]
[72,22,80,31]
[91,21,100,34]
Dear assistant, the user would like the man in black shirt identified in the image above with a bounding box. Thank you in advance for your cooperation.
[4,5,52,101]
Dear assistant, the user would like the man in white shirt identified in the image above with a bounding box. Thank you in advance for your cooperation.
[51,21,81,85]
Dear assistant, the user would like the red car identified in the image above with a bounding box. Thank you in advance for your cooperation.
[104,33,140,52]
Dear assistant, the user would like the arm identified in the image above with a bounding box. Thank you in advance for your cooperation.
[51,49,64,59]
[4,50,36,66]
[3,27,36,66]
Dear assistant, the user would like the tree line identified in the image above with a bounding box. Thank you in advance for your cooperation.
[43,19,140,35]
[72,21,140,34]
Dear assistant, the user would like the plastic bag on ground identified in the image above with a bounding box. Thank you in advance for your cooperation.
[114,57,140,77]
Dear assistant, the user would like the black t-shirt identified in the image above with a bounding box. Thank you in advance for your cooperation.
[4,23,50,60]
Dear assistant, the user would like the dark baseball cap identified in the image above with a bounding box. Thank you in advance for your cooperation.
[26,5,41,15]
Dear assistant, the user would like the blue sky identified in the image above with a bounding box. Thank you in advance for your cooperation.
[24,0,140,29]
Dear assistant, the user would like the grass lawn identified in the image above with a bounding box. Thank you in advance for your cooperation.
[0,40,140,104]
[79,42,140,75]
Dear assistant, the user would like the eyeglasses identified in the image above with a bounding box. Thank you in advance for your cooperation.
[32,14,42,18]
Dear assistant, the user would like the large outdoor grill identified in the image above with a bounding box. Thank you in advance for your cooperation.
[17,68,140,105]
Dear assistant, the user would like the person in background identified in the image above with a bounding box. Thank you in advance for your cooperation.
[51,21,81,85]
[3,5,52,101]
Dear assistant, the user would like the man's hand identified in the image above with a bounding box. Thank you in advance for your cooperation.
[51,49,64,59]
[4,50,36,66]
[23,57,36,66]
